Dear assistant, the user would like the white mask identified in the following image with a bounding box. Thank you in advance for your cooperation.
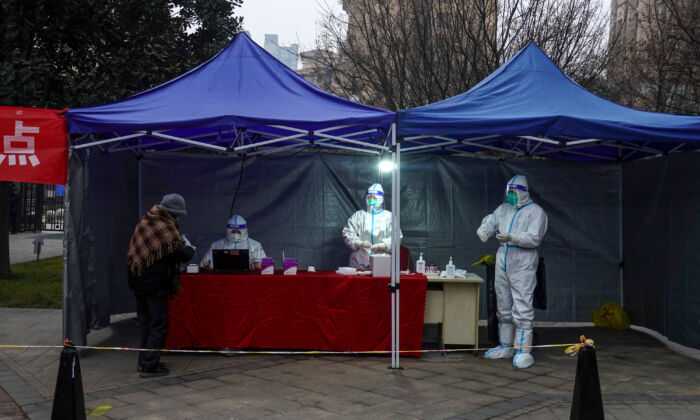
[228,232,242,242]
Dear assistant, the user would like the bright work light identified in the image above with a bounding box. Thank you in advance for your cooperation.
[379,160,394,172]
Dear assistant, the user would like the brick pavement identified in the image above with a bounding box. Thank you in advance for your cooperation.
[0,384,26,420]
[1,308,699,419]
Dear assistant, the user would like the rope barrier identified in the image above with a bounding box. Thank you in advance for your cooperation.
[565,335,595,357]
[0,340,582,355]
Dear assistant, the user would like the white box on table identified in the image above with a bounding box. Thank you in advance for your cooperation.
[370,254,391,277]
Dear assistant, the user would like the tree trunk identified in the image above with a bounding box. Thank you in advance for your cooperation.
[0,182,11,278]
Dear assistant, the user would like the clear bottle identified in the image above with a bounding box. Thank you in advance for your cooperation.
[416,252,426,274]
[446,257,456,279]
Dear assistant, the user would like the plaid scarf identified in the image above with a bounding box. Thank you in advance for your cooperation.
[127,205,184,279]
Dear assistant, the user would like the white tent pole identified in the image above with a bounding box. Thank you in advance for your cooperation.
[395,123,401,369]
[314,132,390,151]
[267,124,389,151]
[389,123,396,369]
[245,143,309,157]
[518,135,560,145]
[73,132,143,149]
[234,133,307,151]
[389,122,401,369]
[147,132,227,152]
[314,142,380,155]
[402,140,455,152]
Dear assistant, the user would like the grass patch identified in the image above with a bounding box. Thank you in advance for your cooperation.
[0,256,62,308]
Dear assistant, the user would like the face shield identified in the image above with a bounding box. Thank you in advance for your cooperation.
[366,184,385,212]
[226,215,248,242]
[503,177,529,207]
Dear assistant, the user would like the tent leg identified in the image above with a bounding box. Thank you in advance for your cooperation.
[137,158,143,217]
[618,162,624,308]
[388,123,402,369]
[62,147,72,342]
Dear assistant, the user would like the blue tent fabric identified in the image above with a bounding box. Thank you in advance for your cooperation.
[65,33,394,136]
[397,43,700,160]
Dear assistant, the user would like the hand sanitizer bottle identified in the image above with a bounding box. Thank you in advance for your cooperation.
[416,252,426,274]
[446,257,456,279]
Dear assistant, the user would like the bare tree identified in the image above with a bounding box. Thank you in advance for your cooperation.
[611,0,699,114]
[312,0,617,111]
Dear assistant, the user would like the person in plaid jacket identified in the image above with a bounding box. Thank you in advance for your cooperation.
[127,193,195,378]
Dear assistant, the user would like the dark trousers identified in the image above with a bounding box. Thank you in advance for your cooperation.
[135,292,169,370]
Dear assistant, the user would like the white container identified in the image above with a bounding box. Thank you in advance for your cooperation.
[186,264,199,274]
[446,257,456,279]
[416,252,426,274]
[336,267,357,275]
[371,254,391,277]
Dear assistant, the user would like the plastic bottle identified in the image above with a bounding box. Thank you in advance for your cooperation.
[416,252,426,274]
[446,257,456,279]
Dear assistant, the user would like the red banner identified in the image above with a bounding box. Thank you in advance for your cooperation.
[0,106,68,185]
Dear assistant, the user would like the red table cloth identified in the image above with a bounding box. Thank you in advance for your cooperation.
[166,271,427,355]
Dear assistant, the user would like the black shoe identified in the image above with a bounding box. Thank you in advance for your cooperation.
[139,362,169,378]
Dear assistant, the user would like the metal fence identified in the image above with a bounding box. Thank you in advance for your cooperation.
[16,183,65,232]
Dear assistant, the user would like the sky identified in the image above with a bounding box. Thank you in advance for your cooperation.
[238,0,341,52]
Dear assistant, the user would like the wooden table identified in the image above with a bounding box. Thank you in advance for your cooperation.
[424,273,483,350]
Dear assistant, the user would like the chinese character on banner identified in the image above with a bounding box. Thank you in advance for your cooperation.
[0,106,68,185]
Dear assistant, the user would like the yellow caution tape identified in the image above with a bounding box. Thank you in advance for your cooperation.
[565,335,595,357]
[0,342,579,355]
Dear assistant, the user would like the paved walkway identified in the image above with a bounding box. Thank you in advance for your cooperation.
[8,232,63,264]
[1,308,699,419]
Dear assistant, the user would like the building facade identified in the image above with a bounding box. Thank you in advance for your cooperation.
[608,0,698,113]
[264,34,299,70]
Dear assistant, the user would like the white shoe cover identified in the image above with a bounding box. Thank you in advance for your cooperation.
[484,323,515,359]
[484,345,515,359]
[512,328,534,368]
[513,352,535,368]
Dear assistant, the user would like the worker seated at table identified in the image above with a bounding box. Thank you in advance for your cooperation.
[201,214,266,270]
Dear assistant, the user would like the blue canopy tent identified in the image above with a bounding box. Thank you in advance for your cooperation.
[66,32,395,153]
[398,43,700,351]
[397,42,700,161]
[63,33,407,367]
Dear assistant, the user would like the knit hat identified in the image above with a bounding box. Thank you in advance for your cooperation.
[157,193,187,215]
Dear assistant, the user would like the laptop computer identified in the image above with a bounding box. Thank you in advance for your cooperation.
[212,249,250,272]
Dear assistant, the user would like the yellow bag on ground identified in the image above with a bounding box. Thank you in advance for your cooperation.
[593,302,630,330]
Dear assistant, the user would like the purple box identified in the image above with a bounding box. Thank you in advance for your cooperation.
[261,257,274,274]
[283,258,297,275]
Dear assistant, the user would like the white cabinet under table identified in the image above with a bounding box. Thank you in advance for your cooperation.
[424,273,483,350]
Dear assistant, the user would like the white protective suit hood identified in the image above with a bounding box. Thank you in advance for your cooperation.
[505,175,532,208]
[226,214,249,243]
[366,183,385,213]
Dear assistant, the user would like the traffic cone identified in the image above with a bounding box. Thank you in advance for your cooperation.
[570,345,604,420]
[51,342,86,420]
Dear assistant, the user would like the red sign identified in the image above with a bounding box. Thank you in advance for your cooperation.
[0,106,68,185]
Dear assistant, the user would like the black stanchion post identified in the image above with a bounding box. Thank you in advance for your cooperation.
[570,345,604,420]
[51,341,86,420]
[486,265,498,345]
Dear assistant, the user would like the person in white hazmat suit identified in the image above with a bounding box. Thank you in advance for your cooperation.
[201,214,267,270]
[476,175,548,369]
[342,183,401,269]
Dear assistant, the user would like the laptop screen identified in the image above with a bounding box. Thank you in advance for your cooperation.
[212,249,250,272]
